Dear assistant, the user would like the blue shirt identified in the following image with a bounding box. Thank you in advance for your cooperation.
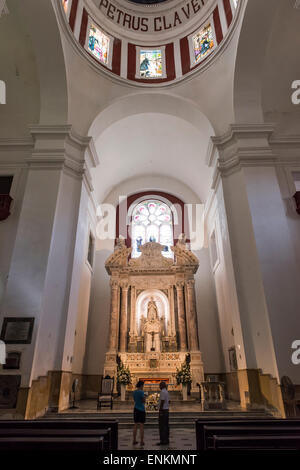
[133,390,145,412]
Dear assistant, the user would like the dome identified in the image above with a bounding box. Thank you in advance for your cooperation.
[61,0,241,86]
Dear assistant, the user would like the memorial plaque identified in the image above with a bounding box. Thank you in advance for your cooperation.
[228,346,238,371]
[0,375,21,408]
[0,317,34,344]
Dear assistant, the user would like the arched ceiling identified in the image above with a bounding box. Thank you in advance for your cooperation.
[261,0,300,133]
[92,111,213,204]
[0,0,69,138]
[233,0,300,132]
[0,1,40,137]
[233,0,275,123]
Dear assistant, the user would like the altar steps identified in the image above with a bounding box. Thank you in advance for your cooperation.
[44,409,271,428]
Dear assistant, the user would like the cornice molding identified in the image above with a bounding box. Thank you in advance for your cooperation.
[27,125,99,180]
[206,123,279,189]
[269,135,300,148]
[0,138,34,151]
[211,123,276,149]
[205,128,300,222]
[29,124,91,149]
[206,124,277,167]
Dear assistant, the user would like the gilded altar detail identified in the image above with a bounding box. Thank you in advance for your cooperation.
[104,238,204,392]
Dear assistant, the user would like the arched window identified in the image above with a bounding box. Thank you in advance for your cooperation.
[131,199,174,258]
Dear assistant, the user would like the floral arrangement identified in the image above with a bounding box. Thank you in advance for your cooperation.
[146,392,159,411]
[117,361,131,385]
[176,362,192,385]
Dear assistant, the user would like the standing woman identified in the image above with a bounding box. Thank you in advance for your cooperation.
[133,380,146,446]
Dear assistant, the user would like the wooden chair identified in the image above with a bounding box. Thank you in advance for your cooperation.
[97,376,114,410]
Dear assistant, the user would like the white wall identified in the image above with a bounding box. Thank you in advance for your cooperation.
[194,247,223,373]
[0,166,28,305]
[0,167,63,386]
[244,166,300,383]
[71,190,97,375]
[84,243,112,375]
[206,184,246,374]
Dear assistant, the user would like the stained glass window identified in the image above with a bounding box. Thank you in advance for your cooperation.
[139,49,162,78]
[131,200,173,258]
[192,23,214,64]
[88,24,109,65]
[62,0,69,13]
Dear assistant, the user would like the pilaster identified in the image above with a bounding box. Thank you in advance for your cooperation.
[119,282,129,352]
[175,282,187,352]
[0,125,98,393]
[108,280,120,352]
[207,123,300,411]
[186,280,200,352]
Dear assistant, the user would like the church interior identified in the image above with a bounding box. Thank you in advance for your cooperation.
[0,0,300,454]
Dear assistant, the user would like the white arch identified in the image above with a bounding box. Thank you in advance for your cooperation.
[90,103,214,205]
[89,92,215,141]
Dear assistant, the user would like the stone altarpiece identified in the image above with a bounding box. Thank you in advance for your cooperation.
[104,240,204,392]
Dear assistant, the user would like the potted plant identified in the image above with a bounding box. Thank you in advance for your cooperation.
[176,362,192,401]
[117,361,131,401]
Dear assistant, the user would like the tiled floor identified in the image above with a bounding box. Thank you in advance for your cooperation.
[119,427,196,451]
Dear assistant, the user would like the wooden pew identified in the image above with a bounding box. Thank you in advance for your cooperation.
[0,436,104,451]
[196,419,300,451]
[0,428,111,451]
[203,425,300,450]
[213,434,300,450]
[0,419,118,450]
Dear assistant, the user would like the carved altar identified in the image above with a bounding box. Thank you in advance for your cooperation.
[104,239,204,393]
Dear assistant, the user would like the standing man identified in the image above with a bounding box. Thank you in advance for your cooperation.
[157,381,169,445]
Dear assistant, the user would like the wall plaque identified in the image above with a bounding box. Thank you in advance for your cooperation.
[0,317,34,344]
[3,351,21,369]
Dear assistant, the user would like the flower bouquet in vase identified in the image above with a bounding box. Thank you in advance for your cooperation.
[176,362,192,401]
[117,361,131,401]
[146,392,160,411]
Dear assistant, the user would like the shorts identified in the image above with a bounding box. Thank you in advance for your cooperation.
[134,408,146,424]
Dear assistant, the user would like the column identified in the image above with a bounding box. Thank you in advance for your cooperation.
[175,282,187,351]
[119,283,129,352]
[130,285,137,336]
[108,280,120,352]
[209,124,291,414]
[168,285,176,337]
[186,280,200,351]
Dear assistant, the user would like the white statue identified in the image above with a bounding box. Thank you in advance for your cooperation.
[142,298,162,352]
